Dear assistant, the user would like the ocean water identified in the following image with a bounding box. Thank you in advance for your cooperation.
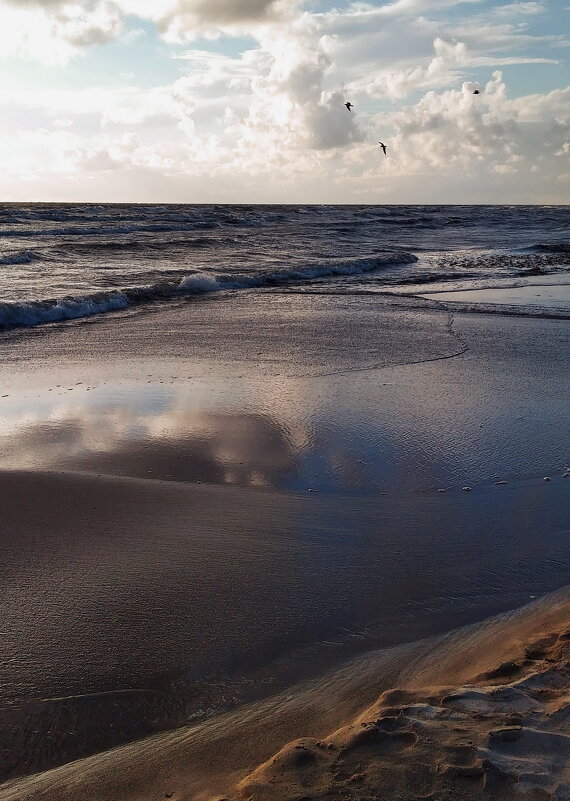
[0,204,568,329]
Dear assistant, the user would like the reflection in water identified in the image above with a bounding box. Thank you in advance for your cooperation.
[0,388,301,488]
[0,364,569,494]
[0,381,414,493]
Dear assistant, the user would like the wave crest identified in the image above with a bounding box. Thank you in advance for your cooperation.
[0,251,417,331]
[0,251,44,266]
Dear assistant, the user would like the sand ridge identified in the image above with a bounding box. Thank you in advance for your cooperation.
[4,590,570,801]
[236,628,570,801]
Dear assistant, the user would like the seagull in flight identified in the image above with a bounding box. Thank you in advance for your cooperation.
[345,101,353,112]
[378,142,387,155]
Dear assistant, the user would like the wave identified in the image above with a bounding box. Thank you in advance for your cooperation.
[528,242,570,254]
[0,222,221,238]
[0,251,417,331]
[0,251,44,266]
[0,293,130,329]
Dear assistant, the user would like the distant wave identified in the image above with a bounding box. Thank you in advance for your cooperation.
[0,251,44,266]
[0,251,417,331]
[0,222,221,238]
[333,216,438,230]
[528,242,570,254]
[49,235,234,255]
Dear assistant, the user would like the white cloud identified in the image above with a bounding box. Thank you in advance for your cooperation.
[349,34,558,101]
[2,69,568,202]
[0,1,122,63]
[362,72,570,183]
[491,1,546,17]
[0,0,568,200]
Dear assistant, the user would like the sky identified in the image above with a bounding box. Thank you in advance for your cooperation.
[0,0,568,203]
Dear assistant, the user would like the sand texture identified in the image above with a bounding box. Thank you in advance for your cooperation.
[3,589,570,801]
[238,629,570,801]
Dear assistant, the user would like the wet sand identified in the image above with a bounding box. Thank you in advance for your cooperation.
[0,289,568,792]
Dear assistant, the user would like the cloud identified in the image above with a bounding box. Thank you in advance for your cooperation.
[366,72,570,181]
[0,0,567,200]
[61,2,122,46]
[349,35,558,101]
[491,1,546,17]
[84,0,301,42]
[0,0,302,62]
[175,48,272,96]
[2,67,568,203]
[153,0,299,39]
[0,0,122,63]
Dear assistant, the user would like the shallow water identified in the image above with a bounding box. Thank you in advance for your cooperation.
[424,282,570,309]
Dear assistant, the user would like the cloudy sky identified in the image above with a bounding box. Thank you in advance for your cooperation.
[0,0,568,202]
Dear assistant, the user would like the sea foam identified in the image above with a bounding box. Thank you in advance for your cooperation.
[0,252,417,330]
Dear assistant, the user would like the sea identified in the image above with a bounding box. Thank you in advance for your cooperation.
[0,204,568,330]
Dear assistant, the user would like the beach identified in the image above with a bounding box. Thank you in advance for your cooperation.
[2,561,570,801]
[0,205,568,799]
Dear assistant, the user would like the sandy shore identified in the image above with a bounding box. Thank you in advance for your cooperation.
[0,289,568,796]
[2,587,570,801]
[0,461,568,780]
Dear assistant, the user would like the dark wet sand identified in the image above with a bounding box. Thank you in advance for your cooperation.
[0,289,568,789]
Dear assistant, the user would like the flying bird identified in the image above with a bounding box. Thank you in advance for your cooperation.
[345,102,353,112]
[378,142,387,155]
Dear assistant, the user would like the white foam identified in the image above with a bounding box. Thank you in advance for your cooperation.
[0,293,129,329]
[177,273,223,293]
[0,251,41,266]
[0,251,417,331]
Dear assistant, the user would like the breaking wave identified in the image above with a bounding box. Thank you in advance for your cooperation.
[0,251,417,331]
